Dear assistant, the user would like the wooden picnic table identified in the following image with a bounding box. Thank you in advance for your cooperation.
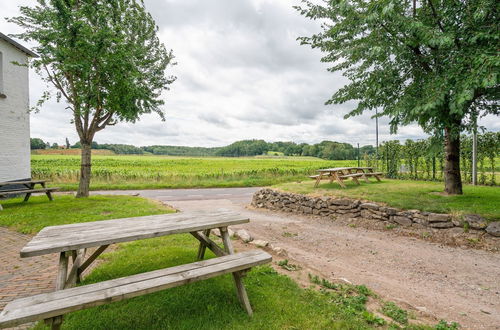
[0,211,271,329]
[312,167,382,188]
[0,180,59,210]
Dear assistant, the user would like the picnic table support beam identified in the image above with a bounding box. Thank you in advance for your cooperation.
[219,226,253,316]
[196,229,211,260]
[191,231,226,257]
[77,245,109,277]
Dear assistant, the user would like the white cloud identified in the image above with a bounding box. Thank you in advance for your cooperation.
[1,0,498,147]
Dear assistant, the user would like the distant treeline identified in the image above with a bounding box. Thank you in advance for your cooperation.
[31,138,376,160]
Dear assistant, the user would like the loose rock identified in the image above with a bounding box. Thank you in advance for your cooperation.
[236,229,253,243]
[486,222,500,237]
[250,239,269,247]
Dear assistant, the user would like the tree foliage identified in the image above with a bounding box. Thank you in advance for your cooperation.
[10,0,176,196]
[30,138,47,150]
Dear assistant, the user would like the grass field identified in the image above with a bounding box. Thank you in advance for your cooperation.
[0,195,450,329]
[32,154,352,190]
[275,179,500,220]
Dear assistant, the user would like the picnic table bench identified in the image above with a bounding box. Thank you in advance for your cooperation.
[312,167,383,188]
[0,180,59,210]
[0,211,271,329]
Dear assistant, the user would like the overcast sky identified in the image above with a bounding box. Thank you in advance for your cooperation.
[2,0,498,147]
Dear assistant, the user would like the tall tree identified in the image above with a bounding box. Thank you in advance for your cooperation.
[297,0,499,194]
[10,0,176,197]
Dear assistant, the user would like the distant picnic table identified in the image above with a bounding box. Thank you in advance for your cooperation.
[310,167,383,188]
[0,180,59,210]
[0,211,271,329]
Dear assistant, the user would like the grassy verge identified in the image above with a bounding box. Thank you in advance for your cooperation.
[274,179,500,220]
[0,195,172,234]
[50,174,313,191]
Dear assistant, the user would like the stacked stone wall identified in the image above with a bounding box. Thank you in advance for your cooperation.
[252,189,499,237]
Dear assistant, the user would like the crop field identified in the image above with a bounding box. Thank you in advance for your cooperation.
[32,155,354,190]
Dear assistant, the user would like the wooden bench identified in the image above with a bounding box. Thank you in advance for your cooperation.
[0,211,271,329]
[0,188,58,201]
[0,180,59,210]
[309,174,330,179]
[0,250,271,329]
[338,173,364,179]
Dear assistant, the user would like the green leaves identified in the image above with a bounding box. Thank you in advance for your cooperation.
[9,0,176,141]
[297,0,499,134]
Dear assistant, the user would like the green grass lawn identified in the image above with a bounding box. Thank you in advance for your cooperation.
[275,179,500,220]
[0,195,171,234]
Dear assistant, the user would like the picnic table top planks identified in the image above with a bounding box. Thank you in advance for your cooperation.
[20,211,249,258]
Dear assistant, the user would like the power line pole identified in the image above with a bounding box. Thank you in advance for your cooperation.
[375,109,379,169]
[357,143,360,167]
[472,115,478,185]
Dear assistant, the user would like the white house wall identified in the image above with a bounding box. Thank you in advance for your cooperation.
[0,38,31,182]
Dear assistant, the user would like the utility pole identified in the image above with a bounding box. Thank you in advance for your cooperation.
[357,143,360,167]
[375,109,379,168]
[472,115,478,185]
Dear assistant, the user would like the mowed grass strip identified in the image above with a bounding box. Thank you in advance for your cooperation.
[0,195,172,234]
[275,179,500,220]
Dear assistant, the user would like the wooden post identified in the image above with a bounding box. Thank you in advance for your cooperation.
[219,227,253,316]
[45,252,69,329]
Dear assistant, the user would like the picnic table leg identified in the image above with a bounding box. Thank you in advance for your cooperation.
[45,252,69,330]
[359,169,370,183]
[334,173,347,188]
[314,173,323,188]
[196,229,211,260]
[220,226,253,316]
[41,181,54,201]
[347,169,361,185]
[23,192,32,202]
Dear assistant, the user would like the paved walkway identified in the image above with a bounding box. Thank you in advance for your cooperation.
[0,227,57,311]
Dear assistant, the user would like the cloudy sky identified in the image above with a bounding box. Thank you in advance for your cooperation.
[2,0,498,147]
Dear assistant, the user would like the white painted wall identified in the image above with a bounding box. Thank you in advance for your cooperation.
[0,38,31,182]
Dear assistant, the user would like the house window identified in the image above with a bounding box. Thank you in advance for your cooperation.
[0,51,5,98]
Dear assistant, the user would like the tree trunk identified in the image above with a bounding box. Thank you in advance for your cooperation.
[76,143,92,198]
[444,127,463,195]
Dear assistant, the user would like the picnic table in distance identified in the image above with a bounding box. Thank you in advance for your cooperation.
[310,167,383,188]
[0,180,59,210]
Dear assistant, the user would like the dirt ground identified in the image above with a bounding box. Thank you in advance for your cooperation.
[231,207,500,329]
[166,197,500,330]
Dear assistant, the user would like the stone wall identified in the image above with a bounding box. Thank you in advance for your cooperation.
[252,188,500,237]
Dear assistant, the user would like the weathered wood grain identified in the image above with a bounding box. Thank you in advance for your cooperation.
[21,212,249,257]
[0,250,271,328]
